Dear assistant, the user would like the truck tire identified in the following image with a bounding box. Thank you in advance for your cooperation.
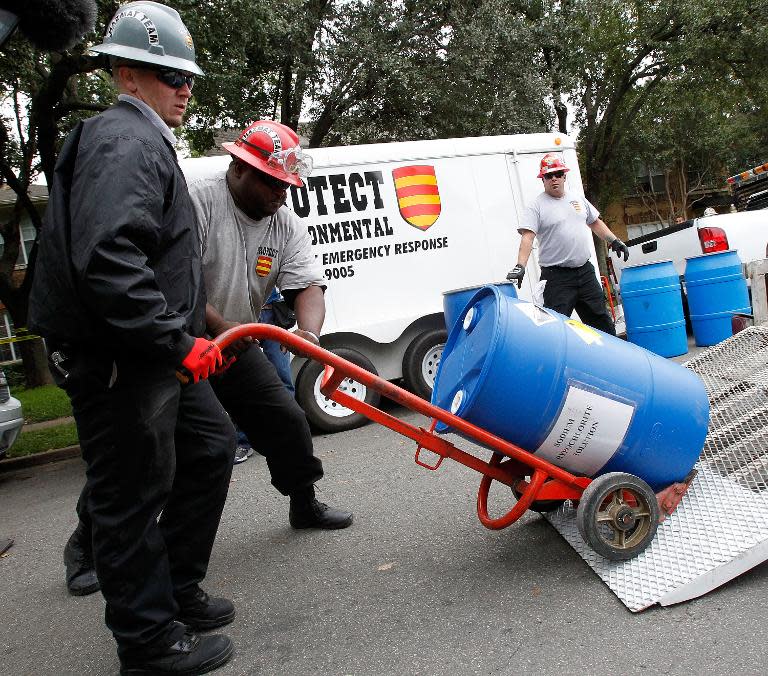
[295,347,381,433]
[402,329,448,400]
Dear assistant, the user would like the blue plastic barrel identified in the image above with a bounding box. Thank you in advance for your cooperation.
[431,287,709,491]
[443,283,517,331]
[620,261,688,357]
[684,250,751,346]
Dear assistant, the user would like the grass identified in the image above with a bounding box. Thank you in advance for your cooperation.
[11,384,73,423]
[7,422,79,458]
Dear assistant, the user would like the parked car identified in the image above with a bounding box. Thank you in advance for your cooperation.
[0,369,23,461]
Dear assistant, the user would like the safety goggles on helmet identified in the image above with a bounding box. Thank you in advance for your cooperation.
[235,137,313,179]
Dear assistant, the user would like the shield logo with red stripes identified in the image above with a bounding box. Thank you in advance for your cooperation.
[392,165,441,230]
[256,255,273,277]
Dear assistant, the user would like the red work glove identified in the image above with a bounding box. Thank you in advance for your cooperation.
[179,337,223,384]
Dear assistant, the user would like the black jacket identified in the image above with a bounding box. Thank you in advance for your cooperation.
[30,101,204,362]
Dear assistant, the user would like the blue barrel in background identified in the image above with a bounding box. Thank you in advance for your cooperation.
[620,261,688,357]
[684,250,751,346]
[443,282,517,331]
[431,287,709,491]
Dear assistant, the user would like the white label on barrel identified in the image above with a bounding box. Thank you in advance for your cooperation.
[534,385,633,475]
[514,302,557,326]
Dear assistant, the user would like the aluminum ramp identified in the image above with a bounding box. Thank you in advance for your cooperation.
[545,326,768,611]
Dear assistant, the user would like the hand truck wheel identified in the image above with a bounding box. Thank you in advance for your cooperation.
[576,472,659,561]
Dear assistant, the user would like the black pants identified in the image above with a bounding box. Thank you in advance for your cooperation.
[59,346,236,657]
[210,343,323,495]
[540,261,616,335]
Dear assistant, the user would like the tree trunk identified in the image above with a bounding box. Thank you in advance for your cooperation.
[18,338,52,387]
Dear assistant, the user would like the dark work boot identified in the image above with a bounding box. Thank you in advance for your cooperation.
[63,522,100,596]
[119,627,234,675]
[289,485,353,530]
[177,587,236,631]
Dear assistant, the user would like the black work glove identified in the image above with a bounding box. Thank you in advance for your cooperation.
[609,238,630,262]
[506,264,526,289]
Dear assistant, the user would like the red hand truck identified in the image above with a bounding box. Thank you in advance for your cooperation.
[216,324,694,561]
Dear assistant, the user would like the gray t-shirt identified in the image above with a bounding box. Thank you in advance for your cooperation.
[519,190,600,268]
[188,169,325,324]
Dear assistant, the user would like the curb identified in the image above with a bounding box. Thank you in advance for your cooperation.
[0,445,81,473]
[23,416,75,432]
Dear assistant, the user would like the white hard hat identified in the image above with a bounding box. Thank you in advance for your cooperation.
[91,2,203,75]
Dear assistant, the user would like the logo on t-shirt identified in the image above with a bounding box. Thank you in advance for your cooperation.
[570,200,583,213]
[256,255,273,277]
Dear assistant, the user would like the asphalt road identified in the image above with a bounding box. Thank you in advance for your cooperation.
[2,378,768,676]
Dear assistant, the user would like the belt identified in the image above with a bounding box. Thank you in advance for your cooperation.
[541,260,590,271]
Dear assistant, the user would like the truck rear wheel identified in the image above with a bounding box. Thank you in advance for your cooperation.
[402,329,448,400]
[295,347,381,433]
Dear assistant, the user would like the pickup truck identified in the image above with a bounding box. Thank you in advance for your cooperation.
[610,210,768,284]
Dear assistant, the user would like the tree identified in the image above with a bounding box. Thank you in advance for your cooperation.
[611,70,767,226]
[178,0,552,151]
[308,0,551,147]
[176,0,293,152]
[515,0,763,206]
[0,2,115,385]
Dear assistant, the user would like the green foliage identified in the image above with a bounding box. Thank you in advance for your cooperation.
[7,422,79,458]
[177,0,291,152]
[12,384,73,423]
[522,0,768,205]
[2,362,26,389]
[306,0,551,147]
[620,74,765,173]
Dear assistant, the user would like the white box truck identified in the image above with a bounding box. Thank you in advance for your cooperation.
[181,133,601,432]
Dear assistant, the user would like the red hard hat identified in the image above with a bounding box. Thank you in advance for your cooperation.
[222,120,313,187]
[537,153,570,178]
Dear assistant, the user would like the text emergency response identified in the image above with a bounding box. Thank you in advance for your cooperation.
[289,169,449,281]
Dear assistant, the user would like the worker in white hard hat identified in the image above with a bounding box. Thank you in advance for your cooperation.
[506,153,629,335]
[30,3,236,673]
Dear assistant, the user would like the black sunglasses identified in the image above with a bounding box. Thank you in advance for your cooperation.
[149,67,195,91]
[544,171,566,179]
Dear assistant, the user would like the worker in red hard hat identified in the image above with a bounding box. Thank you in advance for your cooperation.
[222,119,312,188]
[506,153,629,335]
[192,119,354,531]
